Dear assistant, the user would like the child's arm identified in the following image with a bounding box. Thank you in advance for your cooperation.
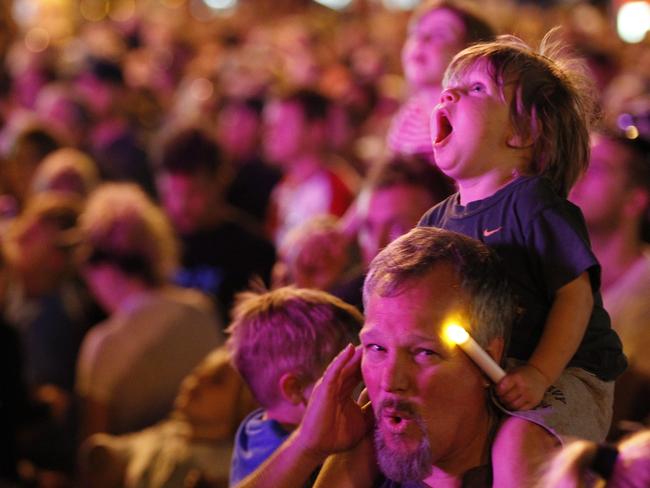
[496,272,593,410]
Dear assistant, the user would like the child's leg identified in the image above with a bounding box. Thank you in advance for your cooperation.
[492,417,560,488]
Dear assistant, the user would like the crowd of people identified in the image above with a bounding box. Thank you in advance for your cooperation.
[0,0,648,487]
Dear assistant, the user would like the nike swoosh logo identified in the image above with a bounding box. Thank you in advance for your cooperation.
[483,226,502,237]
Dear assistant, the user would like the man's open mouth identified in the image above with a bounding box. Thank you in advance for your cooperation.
[434,110,453,145]
[382,408,415,434]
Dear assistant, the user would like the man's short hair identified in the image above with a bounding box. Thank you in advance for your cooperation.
[275,88,331,123]
[364,227,515,348]
[158,126,225,177]
[227,287,362,408]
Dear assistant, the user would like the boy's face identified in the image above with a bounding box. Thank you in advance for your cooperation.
[569,136,635,233]
[359,184,435,267]
[175,358,242,429]
[5,216,65,275]
[402,8,467,89]
[431,61,516,183]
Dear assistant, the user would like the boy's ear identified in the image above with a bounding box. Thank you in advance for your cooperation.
[506,110,539,149]
[507,132,533,149]
[278,372,306,405]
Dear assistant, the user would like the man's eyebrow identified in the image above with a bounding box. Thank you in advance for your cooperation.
[359,328,444,346]
[410,332,444,346]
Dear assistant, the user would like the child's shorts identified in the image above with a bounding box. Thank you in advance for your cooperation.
[492,360,614,444]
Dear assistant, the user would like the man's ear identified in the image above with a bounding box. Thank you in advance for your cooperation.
[278,372,306,405]
[485,336,505,365]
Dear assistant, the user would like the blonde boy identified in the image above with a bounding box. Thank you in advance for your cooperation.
[226,287,362,486]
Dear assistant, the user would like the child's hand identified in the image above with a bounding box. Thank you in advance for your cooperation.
[496,364,549,411]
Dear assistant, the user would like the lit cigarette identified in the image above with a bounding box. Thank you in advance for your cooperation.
[443,323,505,383]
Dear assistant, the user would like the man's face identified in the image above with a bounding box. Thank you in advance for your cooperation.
[158,171,216,235]
[5,217,64,275]
[569,137,632,234]
[263,100,306,166]
[359,184,435,267]
[216,103,260,159]
[360,265,491,482]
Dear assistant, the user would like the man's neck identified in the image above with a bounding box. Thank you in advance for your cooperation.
[591,224,645,291]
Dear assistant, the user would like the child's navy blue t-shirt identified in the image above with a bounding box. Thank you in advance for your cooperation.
[419,175,626,381]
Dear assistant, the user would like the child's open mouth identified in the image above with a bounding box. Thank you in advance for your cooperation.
[434,110,453,146]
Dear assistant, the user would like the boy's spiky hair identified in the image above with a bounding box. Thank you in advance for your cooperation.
[226,286,362,408]
[444,29,598,197]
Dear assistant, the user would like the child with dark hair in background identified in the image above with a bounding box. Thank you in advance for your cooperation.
[420,31,627,484]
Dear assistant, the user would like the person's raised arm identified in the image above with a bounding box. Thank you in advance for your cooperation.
[234,344,371,488]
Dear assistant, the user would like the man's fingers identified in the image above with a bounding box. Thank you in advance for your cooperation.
[339,346,363,387]
[321,343,356,385]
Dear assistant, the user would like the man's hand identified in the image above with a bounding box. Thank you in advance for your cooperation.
[496,364,549,411]
[294,344,372,461]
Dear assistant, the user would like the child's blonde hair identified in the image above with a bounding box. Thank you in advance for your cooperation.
[30,147,99,198]
[226,287,362,408]
[79,183,178,286]
[445,29,597,197]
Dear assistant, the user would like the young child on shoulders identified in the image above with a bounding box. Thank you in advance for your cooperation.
[421,30,627,443]
[226,286,362,486]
